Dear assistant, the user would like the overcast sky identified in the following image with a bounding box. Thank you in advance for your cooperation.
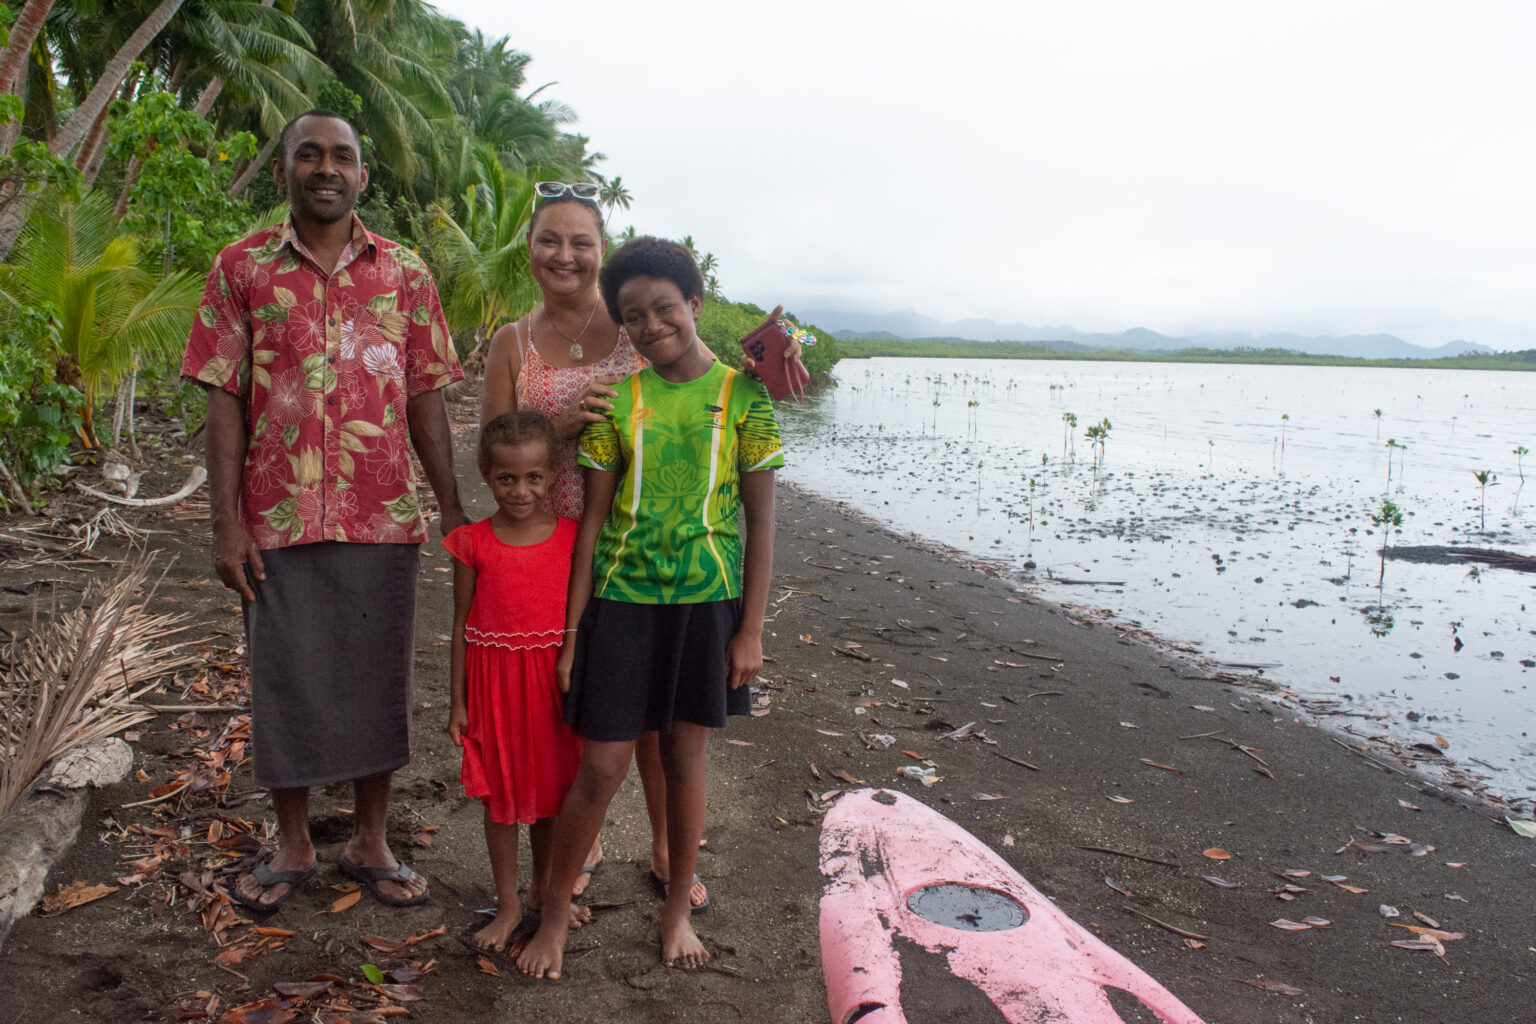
[436,0,1534,349]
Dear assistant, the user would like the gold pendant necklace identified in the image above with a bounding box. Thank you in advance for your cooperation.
[544,298,599,363]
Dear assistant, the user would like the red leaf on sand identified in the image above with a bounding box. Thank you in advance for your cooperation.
[1139,758,1184,773]
[831,768,864,785]
[272,981,332,999]
[363,935,409,953]
[1270,919,1311,930]
[377,984,425,1001]
[1202,848,1232,860]
[33,880,117,917]
[478,957,501,976]
[219,997,296,1024]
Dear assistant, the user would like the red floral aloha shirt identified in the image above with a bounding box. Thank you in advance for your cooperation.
[181,216,462,550]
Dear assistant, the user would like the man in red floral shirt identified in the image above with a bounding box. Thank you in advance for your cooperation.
[183,110,465,913]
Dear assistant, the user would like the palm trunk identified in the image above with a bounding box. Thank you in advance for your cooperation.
[228,135,276,197]
[48,0,185,160]
[0,0,55,105]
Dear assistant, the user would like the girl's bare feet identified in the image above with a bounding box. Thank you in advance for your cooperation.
[660,906,709,969]
[516,915,571,979]
[472,905,523,952]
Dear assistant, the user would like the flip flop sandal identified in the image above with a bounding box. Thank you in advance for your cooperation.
[229,860,317,915]
[572,858,602,896]
[650,871,710,916]
[339,854,431,908]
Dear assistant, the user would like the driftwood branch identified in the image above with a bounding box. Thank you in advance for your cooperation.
[75,466,207,507]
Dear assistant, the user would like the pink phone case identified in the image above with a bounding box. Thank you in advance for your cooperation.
[739,317,796,401]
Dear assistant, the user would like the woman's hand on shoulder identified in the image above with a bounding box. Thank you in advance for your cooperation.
[556,380,620,440]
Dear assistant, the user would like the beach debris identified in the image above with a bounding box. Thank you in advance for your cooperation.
[1002,834,1015,847]
[76,465,206,507]
[1232,977,1304,996]
[1107,795,1135,804]
[1078,846,1179,869]
[1302,917,1331,928]
[940,721,978,741]
[1120,721,1139,729]
[1105,877,1133,897]
[326,890,362,914]
[725,738,754,746]
[1444,893,1469,902]
[1269,919,1312,931]
[1412,910,1441,928]
[972,792,1008,801]
[479,956,502,975]
[1398,799,1422,811]
[32,880,118,917]
[1281,869,1311,878]
[1202,875,1238,889]
[0,556,195,818]
[889,678,909,689]
[808,761,821,780]
[1201,848,1232,860]
[815,729,844,737]
[1126,907,1207,940]
[1505,816,1536,837]
[830,768,864,785]
[898,765,940,786]
[1379,905,1401,918]
[1390,939,1448,955]
[1140,758,1184,773]
[1392,923,1463,942]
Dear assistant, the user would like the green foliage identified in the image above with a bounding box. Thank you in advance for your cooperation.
[0,190,203,443]
[0,94,80,222]
[695,298,841,381]
[0,306,83,502]
[1369,501,1403,530]
[107,92,257,273]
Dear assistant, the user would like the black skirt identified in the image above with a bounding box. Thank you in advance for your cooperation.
[242,542,418,789]
[565,598,751,742]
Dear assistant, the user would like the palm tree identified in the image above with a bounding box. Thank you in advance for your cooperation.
[697,251,718,276]
[0,190,202,447]
[424,146,542,355]
[600,174,632,220]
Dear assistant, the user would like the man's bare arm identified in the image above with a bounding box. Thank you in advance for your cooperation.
[203,386,263,601]
[407,389,466,536]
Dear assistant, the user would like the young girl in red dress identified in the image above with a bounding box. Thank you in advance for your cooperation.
[445,411,585,952]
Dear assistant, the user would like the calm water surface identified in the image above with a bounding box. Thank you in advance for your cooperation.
[779,358,1536,803]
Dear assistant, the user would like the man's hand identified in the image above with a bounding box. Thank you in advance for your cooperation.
[438,503,467,538]
[212,521,265,602]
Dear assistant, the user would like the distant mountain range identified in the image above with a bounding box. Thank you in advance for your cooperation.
[793,308,1496,360]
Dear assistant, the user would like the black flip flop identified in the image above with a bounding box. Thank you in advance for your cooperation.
[339,854,431,908]
[650,870,710,916]
[229,859,317,915]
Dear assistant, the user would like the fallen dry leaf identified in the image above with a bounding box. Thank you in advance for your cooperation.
[1434,735,1449,748]
[830,768,864,785]
[1302,916,1331,927]
[1270,919,1312,931]
[1335,884,1370,894]
[34,881,118,917]
[972,793,1008,801]
[1398,799,1422,811]
[1184,938,1207,949]
[815,729,844,737]
[272,981,333,999]
[1107,795,1135,804]
[1282,869,1311,878]
[1379,905,1400,918]
[1202,848,1233,861]
[324,890,361,914]
[478,957,501,976]
[1233,977,1305,996]
[724,738,754,746]
[1392,924,1464,942]
[1202,875,1239,889]
[1412,911,1441,928]
[1002,834,1015,847]
[1140,758,1183,773]
[1390,938,1446,954]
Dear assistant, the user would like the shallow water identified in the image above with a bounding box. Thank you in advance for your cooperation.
[779,358,1536,803]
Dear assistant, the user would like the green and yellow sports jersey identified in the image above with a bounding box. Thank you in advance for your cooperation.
[577,361,784,604]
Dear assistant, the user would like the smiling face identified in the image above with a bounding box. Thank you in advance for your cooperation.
[528,201,606,300]
[615,275,709,380]
[275,115,368,227]
[483,440,554,523]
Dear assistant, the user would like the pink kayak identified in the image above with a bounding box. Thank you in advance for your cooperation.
[819,788,1206,1024]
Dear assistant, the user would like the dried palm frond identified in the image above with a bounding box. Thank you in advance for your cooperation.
[0,556,197,817]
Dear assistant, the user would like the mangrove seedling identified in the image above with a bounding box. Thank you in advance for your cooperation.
[1384,438,1407,494]
[1084,418,1112,476]
[1368,499,1404,588]
[1279,413,1289,472]
[1207,439,1214,472]
[1061,412,1077,460]
[1472,469,1495,531]
[1515,445,1528,483]
[1373,408,1383,441]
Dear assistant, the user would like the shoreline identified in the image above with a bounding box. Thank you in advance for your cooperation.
[781,479,1519,817]
[0,426,1533,1021]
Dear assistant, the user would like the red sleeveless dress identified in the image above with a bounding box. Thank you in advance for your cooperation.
[443,517,582,825]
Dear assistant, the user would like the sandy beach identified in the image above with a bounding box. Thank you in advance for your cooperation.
[1,405,1532,1023]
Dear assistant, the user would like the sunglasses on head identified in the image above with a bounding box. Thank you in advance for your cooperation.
[535,181,601,201]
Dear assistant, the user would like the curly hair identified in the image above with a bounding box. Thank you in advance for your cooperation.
[598,236,704,324]
[277,109,361,161]
[477,411,561,475]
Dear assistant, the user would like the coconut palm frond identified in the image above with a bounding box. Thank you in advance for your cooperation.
[0,558,198,818]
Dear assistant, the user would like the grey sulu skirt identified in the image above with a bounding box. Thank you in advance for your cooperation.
[242,542,419,789]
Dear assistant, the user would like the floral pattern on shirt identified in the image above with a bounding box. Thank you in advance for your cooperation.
[181,216,462,550]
